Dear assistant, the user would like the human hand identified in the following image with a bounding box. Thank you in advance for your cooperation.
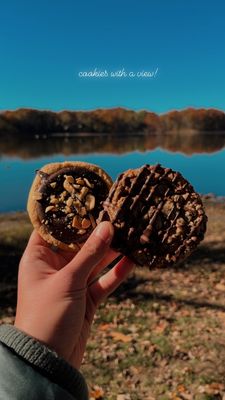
[14,222,134,369]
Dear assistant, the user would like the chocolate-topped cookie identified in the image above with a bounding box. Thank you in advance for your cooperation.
[98,164,207,268]
[27,161,112,251]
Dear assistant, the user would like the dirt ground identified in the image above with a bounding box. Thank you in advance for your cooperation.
[0,201,225,399]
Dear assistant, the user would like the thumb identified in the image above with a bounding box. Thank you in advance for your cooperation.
[59,222,114,288]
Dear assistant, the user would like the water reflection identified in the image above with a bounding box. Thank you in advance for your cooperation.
[1,132,225,159]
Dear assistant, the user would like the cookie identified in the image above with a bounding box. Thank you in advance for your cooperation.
[27,161,112,251]
[98,164,207,268]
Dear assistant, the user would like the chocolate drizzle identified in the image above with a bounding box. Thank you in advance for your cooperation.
[98,164,207,268]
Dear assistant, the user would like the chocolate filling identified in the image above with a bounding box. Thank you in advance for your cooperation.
[36,166,109,244]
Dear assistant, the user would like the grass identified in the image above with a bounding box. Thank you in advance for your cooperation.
[0,202,225,399]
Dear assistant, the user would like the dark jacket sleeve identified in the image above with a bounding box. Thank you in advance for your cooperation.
[0,324,89,400]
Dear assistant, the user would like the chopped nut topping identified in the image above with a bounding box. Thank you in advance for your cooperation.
[72,215,82,229]
[162,200,173,215]
[76,178,85,185]
[77,229,86,235]
[83,178,94,188]
[73,199,83,215]
[79,207,87,217]
[182,193,189,200]
[89,214,97,228]
[63,179,74,194]
[66,197,73,207]
[85,194,95,211]
[176,217,185,226]
[45,205,55,213]
[50,182,57,188]
[59,191,67,201]
[176,226,183,234]
[78,187,89,201]
[173,195,180,202]
[68,243,79,251]
[185,211,192,221]
[64,175,74,184]
[81,218,91,229]
[50,197,59,205]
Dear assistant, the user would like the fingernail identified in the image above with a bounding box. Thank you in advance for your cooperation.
[95,222,114,244]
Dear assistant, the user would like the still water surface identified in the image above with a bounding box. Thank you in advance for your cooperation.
[0,133,225,212]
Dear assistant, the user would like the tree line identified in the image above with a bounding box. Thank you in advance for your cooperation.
[1,107,225,135]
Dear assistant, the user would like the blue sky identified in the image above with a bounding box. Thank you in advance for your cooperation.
[0,0,225,113]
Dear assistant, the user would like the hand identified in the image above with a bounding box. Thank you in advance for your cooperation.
[14,222,134,369]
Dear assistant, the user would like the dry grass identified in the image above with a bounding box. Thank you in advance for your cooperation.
[0,202,225,399]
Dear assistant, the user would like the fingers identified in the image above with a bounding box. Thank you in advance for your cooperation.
[60,222,114,287]
[87,248,120,284]
[88,256,134,306]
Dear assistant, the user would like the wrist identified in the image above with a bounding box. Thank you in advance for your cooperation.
[0,324,89,399]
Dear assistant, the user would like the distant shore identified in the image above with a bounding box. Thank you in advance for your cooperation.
[1,107,225,136]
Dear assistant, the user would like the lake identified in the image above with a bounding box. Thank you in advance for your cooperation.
[1,132,225,212]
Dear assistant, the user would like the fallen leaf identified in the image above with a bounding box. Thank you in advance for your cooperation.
[181,394,193,400]
[205,382,225,394]
[154,320,168,333]
[215,283,225,292]
[99,323,112,331]
[89,385,104,399]
[177,384,187,393]
[110,331,132,343]
[117,395,131,400]
[209,382,225,390]
[198,385,207,394]
[171,395,182,400]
